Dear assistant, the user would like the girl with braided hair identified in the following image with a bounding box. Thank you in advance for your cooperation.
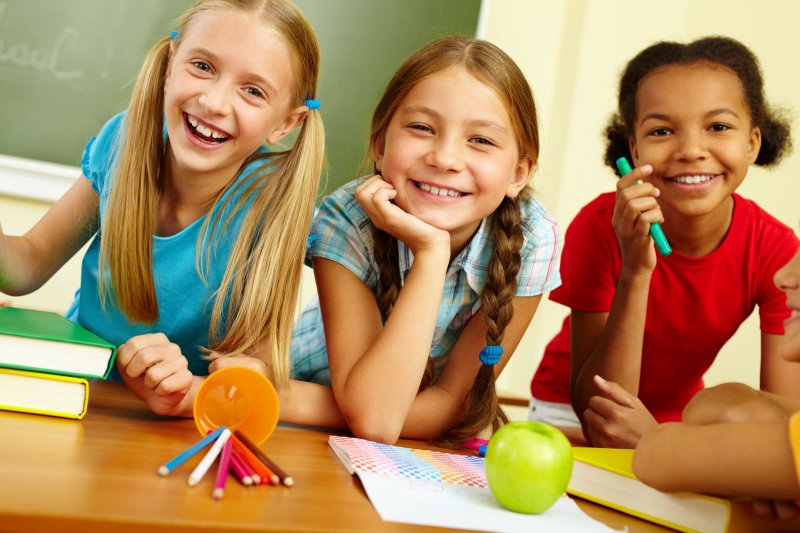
[289,36,561,445]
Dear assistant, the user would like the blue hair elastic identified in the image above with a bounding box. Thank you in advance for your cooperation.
[170,30,179,41]
[479,345,503,365]
[304,98,320,111]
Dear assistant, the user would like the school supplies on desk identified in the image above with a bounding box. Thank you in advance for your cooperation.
[157,367,292,499]
[0,306,116,379]
[569,447,800,533]
[328,435,617,533]
[0,367,88,419]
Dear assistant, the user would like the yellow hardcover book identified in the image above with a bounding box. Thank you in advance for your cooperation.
[568,447,800,533]
[0,367,88,420]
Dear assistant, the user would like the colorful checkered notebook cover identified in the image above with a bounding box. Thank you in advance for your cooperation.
[328,435,487,488]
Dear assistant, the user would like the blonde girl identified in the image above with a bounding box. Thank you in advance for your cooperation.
[289,36,561,445]
[0,0,324,416]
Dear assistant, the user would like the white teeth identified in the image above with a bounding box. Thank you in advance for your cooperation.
[186,115,227,140]
[673,175,713,184]
[418,182,462,197]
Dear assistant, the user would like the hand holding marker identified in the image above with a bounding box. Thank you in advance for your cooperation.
[616,157,672,256]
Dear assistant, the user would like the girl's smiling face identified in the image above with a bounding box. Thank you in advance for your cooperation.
[163,9,306,185]
[775,248,800,362]
[629,62,761,226]
[372,67,532,252]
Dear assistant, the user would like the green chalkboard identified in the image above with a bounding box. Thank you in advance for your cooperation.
[0,0,479,196]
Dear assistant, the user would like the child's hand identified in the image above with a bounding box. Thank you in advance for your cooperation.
[612,165,662,274]
[583,375,658,448]
[752,499,800,520]
[116,333,193,416]
[207,352,269,378]
[356,175,450,255]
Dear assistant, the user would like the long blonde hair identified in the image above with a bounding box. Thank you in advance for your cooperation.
[368,36,539,446]
[99,0,323,388]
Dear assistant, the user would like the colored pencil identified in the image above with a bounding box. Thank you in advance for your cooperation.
[212,438,233,499]
[188,428,231,487]
[229,452,253,486]
[230,434,277,485]
[234,430,294,487]
[233,448,261,484]
[157,426,225,476]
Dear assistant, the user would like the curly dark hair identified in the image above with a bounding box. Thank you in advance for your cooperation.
[604,35,792,173]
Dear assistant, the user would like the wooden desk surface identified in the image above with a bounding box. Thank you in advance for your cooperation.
[0,381,670,533]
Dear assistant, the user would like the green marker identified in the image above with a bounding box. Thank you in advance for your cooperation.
[615,157,672,256]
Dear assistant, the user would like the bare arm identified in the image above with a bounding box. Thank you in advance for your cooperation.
[570,168,663,444]
[634,420,800,500]
[569,272,650,418]
[683,381,800,425]
[0,175,98,295]
[317,251,448,443]
[276,379,348,429]
[399,295,542,441]
[761,332,800,399]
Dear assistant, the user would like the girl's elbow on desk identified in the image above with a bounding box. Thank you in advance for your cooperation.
[346,415,403,444]
[338,400,405,444]
[632,423,686,493]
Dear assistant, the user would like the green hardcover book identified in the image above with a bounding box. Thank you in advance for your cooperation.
[0,306,116,379]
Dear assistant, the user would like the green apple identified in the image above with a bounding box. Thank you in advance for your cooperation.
[485,421,573,514]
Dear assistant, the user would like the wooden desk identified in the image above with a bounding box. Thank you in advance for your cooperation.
[0,381,670,533]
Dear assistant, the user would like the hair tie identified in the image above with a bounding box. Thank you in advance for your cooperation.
[170,30,179,41]
[304,99,320,111]
[479,345,503,365]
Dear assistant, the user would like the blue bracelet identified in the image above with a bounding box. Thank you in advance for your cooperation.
[479,345,503,365]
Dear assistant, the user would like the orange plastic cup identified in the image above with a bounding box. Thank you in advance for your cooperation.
[193,366,279,445]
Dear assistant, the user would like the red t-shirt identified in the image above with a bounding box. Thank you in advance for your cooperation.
[531,192,798,422]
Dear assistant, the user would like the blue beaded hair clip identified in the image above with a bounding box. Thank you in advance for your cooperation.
[170,30,179,41]
[304,98,321,111]
[479,345,503,365]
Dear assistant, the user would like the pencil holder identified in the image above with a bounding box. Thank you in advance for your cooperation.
[193,367,279,445]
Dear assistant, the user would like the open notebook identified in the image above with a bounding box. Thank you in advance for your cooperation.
[328,435,617,533]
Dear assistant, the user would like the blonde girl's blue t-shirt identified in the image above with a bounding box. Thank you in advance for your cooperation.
[290,178,563,385]
[66,112,264,377]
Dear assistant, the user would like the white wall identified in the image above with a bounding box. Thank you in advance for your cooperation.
[2,0,799,408]
[482,0,800,400]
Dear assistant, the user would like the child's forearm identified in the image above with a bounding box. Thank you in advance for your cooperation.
[0,233,44,295]
[1,178,98,295]
[571,269,652,419]
[278,379,348,429]
[634,420,800,500]
[336,249,449,442]
[684,383,798,424]
[398,384,466,441]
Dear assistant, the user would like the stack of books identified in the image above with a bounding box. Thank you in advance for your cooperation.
[0,306,116,419]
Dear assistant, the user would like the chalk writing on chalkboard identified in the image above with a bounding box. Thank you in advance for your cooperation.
[0,0,479,197]
[0,2,85,86]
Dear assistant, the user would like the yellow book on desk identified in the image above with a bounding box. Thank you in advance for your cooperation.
[568,447,800,533]
[0,367,88,419]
